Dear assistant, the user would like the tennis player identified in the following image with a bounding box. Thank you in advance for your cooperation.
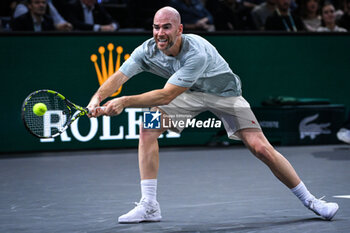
[87,6,339,223]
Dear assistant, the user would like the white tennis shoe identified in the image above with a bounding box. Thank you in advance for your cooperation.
[337,128,350,144]
[118,198,162,223]
[306,196,339,220]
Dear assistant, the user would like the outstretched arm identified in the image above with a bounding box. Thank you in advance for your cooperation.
[102,83,188,116]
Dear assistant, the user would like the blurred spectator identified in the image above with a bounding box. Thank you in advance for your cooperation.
[13,1,29,17]
[207,0,255,30]
[63,0,119,31]
[299,0,321,31]
[338,0,350,30]
[0,0,17,31]
[332,0,346,20]
[251,0,276,30]
[170,0,215,31]
[11,0,55,31]
[126,0,169,30]
[13,0,73,31]
[265,0,306,31]
[317,1,347,31]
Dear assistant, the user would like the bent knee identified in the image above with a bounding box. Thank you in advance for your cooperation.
[139,127,164,141]
[250,142,276,163]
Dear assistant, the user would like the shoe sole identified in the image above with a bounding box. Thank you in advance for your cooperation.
[118,217,162,224]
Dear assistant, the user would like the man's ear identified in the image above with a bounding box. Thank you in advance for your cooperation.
[178,24,183,35]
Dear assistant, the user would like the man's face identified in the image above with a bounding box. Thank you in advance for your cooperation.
[277,0,291,11]
[153,11,182,52]
[28,0,47,16]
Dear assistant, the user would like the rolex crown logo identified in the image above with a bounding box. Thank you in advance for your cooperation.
[90,43,130,97]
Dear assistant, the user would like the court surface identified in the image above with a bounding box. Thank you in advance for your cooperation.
[0,145,349,233]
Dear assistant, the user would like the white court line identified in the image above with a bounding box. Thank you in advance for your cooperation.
[333,195,350,199]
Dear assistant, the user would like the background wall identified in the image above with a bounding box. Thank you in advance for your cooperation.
[1,33,349,153]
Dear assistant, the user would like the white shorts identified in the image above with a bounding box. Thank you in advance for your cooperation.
[158,91,261,140]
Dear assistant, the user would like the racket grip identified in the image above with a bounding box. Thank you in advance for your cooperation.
[86,106,106,114]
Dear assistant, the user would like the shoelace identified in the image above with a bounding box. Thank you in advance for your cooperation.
[132,198,150,210]
[135,198,148,206]
[313,196,326,204]
[131,200,158,216]
[133,201,144,209]
[309,196,325,204]
[123,202,144,217]
[126,200,146,215]
[308,196,326,215]
[134,201,142,206]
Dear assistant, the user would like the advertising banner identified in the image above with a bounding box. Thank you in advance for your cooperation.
[1,34,349,153]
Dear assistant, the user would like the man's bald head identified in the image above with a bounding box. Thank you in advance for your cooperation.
[154,7,181,26]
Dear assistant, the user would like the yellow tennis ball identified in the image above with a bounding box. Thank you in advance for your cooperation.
[33,103,47,116]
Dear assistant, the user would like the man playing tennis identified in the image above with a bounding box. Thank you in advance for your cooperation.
[87,6,339,223]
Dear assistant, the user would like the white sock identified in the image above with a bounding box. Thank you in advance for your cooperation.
[291,181,315,206]
[141,179,157,203]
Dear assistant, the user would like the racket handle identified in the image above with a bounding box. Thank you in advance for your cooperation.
[86,106,106,114]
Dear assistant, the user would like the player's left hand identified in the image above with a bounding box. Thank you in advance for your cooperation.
[103,97,125,116]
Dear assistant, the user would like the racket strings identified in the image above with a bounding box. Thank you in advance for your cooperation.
[23,92,71,137]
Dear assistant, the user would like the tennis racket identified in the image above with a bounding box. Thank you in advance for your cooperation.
[21,89,102,138]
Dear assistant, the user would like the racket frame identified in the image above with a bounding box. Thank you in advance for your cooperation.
[21,89,89,138]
